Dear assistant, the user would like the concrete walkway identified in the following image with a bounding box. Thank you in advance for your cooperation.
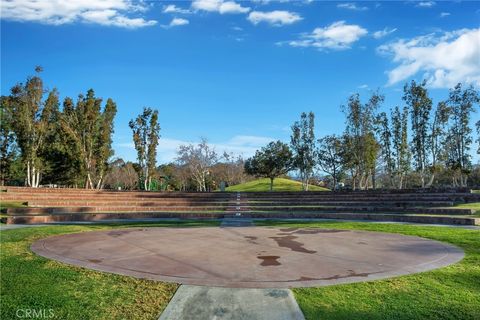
[159,285,304,320]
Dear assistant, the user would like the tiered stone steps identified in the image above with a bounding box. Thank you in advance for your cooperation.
[1,187,479,225]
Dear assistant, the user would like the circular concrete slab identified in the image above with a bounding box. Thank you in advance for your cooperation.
[31,227,464,288]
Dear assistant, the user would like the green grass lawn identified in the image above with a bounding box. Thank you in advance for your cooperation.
[256,220,480,320]
[455,202,480,217]
[0,201,27,210]
[2,220,479,320]
[0,220,219,320]
[226,178,329,192]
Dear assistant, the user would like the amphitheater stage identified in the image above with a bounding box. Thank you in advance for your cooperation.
[31,226,464,288]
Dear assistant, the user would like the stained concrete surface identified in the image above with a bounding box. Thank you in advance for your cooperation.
[158,285,304,320]
[31,226,464,288]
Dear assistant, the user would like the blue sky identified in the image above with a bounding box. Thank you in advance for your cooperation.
[1,0,480,163]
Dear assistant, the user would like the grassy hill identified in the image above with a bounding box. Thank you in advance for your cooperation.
[225,178,329,192]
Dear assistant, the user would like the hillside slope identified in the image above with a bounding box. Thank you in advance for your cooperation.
[225,178,329,192]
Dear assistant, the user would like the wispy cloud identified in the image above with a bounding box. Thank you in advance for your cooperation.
[416,1,436,8]
[378,28,480,88]
[247,10,302,26]
[191,0,250,14]
[163,4,191,14]
[162,18,189,29]
[117,135,275,163]
[0,0,157,28]
[282,21,367,50]
[440,12,451,18]
[373,27,397,39]
[337,3,368,11]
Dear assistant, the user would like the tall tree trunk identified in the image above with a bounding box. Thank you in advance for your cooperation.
[426,173,435,188]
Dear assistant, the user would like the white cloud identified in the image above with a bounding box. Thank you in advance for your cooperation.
[373,27,397,39]
[247,10,302,26]
[163,4,191,14]
[378,28,480,88]
[337,3,368,11]
[416,1,435,8]
[440,12,451,18]
[117,135,274,163]
[358,84,369,89]
[191,0,250,14]
[285,21,367,50]
[0,0,157,28]
[166,18,189,28]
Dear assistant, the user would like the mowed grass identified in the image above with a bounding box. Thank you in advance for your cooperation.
[0,220,219,320]
[256,220,480,320]
[226,178,329,192]
[0,201,27,209]
[455,202,480,217]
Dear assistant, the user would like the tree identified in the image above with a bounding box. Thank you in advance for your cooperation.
[244,141,292,191]
[375,112,394,187]
[427,101,450,187]
[61,89,118,189]
[290,111,316,191]
[129,107,160,191]
[0,96,18,186]
[317,135,344,189]
[103,158,139,190]
[391,106,410,189]
[176,139,217,192]
[10,67,57,187]
[341,92,383,189]
[444,83,479,186]
[403,80,432,188]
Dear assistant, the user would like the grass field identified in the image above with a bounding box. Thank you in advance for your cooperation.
[2,220,479,320]
[455,202,480,217]
[0,201,27,210]
[0,220,219,320]
[256,220,480,320]
[225,178,329,192]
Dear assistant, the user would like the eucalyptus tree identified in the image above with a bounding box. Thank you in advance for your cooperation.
[342,92,383,189]
[129,107,160,191]
[176,139,217,192]
[317,135,344,189]
[244,141,292,191]
[444,83,479,186]
[391,106,410,189]
[403,80,432,188]
[9,67,58,187]
[61,89,117,189]
[0,96,17,185]
[290,111,316,191]
[427,101,450,187]
[375,112,394,187]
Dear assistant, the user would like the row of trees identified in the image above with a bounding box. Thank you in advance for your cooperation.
[244,81,480,190]
[0,68,250,190]
[1,67,117,188]
[2,69,479,191]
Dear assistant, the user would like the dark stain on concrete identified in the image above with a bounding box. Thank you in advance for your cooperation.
[257,255,281,266]
[244,236,258,241]
[107,230,132,237]
[269,235,317,254]
[357,241,368,245]
[294,229,348,234]
[265,289,288,298]
[88,259,102,263]
[297,276,318,281]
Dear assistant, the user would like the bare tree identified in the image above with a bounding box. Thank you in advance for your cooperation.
[176,138,218,191]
